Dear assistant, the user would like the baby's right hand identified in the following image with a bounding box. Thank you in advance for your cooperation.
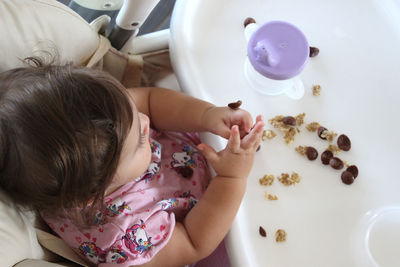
[197,115,264,179]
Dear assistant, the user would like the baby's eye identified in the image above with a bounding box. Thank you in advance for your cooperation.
[184,156,188,160]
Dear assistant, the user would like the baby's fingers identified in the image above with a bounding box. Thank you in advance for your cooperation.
[197,143,219,165]
[227,125,241,153]
[241,119,265,150]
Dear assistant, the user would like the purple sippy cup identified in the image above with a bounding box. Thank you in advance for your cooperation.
[244,20,309,99]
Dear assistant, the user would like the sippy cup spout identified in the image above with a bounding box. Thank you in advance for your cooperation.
[254,40,279,67]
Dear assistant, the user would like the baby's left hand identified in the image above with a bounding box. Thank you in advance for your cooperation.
[201,106,253,139]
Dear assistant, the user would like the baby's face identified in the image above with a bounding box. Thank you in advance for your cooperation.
[106,100,151,195]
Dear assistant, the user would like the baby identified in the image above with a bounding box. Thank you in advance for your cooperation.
[0,59,264,266]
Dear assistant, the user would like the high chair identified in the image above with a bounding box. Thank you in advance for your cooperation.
[0,0,179,266]
[4,0,399,266]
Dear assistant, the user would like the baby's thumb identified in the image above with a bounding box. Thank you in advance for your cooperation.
[197,143,219,164]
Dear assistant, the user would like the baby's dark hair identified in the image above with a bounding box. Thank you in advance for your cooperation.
[0,58,133,227]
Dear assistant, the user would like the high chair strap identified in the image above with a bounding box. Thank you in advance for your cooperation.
[85,34,112,68]
[35,229,88,267]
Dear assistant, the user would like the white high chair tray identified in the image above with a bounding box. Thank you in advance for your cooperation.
[169,0,400,266]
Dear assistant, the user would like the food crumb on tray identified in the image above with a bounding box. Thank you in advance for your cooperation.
[259,174,274,186]
[275,229,287,242]
[278,172,300,186]
[264,192,278,200]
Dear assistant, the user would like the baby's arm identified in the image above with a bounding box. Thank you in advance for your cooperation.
[128,87,252,136]
[137,117,265,267]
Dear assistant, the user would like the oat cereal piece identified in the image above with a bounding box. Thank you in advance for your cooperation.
[268,115,285,127]
[259,174,274,186]
[278,173,290,185]
[283,128,296,145]
[306,122,321,132]
[269,113,305,144]
[312,85,321,96]
[264,192,279,200]
[326,144,341,155]
[275,229,287,242]
[291,172,300,183]
[262,129,276,140]
[295,113,306,126]
[278,172,300,186]
[318,126,328,139]
[342,160,350,168]
[320,130,338,142]
[295,146,307,156]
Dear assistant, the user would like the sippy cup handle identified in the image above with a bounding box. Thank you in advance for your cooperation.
[245,23,259,42]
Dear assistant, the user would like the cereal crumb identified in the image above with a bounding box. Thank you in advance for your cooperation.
[259,174,274,186]
[343,160,350,168]
[278,172,300,186]
[295,113,306,126]
[268,113,306,144]
[269,115,287,130]
[283,128,296,145]
[275,229,287,242]
[326,144,341,155]
[306,122,321,132]
[295,146,307,156]
[320,130,338,142]
[264,192,279,200]
[291,172,300,183]
[262,129,276,141]
[312,85,321,96]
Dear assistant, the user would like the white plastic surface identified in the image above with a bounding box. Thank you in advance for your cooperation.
[116,0,160,30]
[169,0,400,266]
[121,29,170,54]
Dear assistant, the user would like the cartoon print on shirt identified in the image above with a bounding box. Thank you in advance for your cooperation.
[94,211,107,225]
[173,191,198,210]
[150,139,162,158]
[106,247,128,264]
[94,198,131,225]
[142,161,161,183]
[123,219,153,254]
[158,198,179,210]
[178,191,198,210]
[188,197,198,210]
[78,242,106,264]
[171,145,197,178]
[105,198,131,217]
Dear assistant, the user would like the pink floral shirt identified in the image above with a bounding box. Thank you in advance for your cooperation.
[42,130,211,266]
